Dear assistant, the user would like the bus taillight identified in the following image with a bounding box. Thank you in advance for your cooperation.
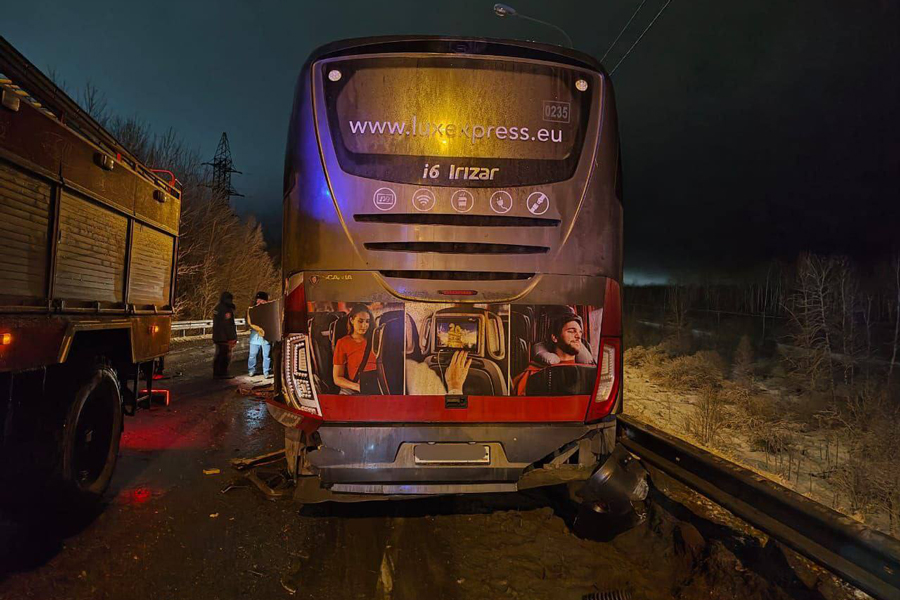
[586,337,620,421]
[282,332,322,416]
[596,340,617,399]
[586,278,623,422]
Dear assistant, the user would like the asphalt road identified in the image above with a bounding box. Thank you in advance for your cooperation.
[0,339,849,600]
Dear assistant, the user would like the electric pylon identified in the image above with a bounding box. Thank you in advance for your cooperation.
[203,132,243,201]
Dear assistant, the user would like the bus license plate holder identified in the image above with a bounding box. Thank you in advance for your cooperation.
[414,443,490,464]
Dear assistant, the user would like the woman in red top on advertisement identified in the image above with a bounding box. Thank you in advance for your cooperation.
[333,305,378,394]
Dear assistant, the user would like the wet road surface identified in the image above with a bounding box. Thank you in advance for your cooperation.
[0,339,852,600]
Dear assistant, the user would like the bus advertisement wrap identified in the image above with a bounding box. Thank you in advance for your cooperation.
[307,301,601,397]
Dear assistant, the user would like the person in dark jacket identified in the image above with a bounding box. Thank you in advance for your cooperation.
[212,291,237,378]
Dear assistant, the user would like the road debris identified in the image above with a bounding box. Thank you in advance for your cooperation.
[280,573,298,595]
[230,449,285,471]
[582,590,632,600]
[203,468,220,475]
[220,482,250,494]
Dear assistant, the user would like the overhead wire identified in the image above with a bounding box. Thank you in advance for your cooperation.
[600,0,649,65]
[610,0,675,75]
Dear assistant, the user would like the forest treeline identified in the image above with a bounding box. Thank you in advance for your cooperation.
[626,254,900,366]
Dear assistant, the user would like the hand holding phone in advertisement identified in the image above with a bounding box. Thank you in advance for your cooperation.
[445,350,472,394]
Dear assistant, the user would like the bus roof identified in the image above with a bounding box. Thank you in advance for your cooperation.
[305,35,610,76]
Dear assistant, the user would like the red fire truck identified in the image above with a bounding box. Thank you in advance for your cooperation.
[0,38,180,506]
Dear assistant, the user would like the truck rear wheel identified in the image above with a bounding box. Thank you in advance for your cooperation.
[59,362,123,503]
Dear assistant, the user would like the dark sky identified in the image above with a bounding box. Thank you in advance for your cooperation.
[4,0,898,284]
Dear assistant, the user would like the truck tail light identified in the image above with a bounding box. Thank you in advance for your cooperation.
[586,278,622,422]
[0,333,11,345]
[282,333,321,417]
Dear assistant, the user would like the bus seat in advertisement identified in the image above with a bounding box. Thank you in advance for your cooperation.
[377,310,405,394]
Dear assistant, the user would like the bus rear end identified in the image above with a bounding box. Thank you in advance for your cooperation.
[271,36,623,498]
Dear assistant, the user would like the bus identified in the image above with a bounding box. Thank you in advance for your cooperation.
[268,36,625,501]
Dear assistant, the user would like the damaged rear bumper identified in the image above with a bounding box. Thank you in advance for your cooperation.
[294,419,616,500]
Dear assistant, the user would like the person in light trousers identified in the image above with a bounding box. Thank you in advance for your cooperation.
[247,291,272,378]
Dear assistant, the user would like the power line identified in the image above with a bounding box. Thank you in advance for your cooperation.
[610,0,674,75]
[600,0,649,64]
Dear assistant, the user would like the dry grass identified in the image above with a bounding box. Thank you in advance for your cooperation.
[627,339,900,537]
[684,385,730,447]
[654,350,727,390]
[827,383,900,533]
[732,335,755,383]
[626,346,734,448]
[623,345,667,370]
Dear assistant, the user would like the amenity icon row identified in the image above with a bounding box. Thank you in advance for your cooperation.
[372,187,551,216]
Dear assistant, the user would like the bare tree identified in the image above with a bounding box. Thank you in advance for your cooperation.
[89,105,280,320]
[783,254,835,393]
[44,66,70,94]
[862,294,875,385]
[79,80,109,126]
[833,257,860,388]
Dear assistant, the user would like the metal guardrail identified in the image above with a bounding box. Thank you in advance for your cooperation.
[617,415,900,600]
[172,319,246,336]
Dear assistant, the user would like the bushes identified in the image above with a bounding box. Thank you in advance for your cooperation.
[623,345,666,370]
[732,335,754,383]
[625,345,728,395]
[657,351,727,390]
[827,384,900,532]
[626,345,732,447]
[747,421,795,455]
[626,345,727,390]
[684,385,729,446]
